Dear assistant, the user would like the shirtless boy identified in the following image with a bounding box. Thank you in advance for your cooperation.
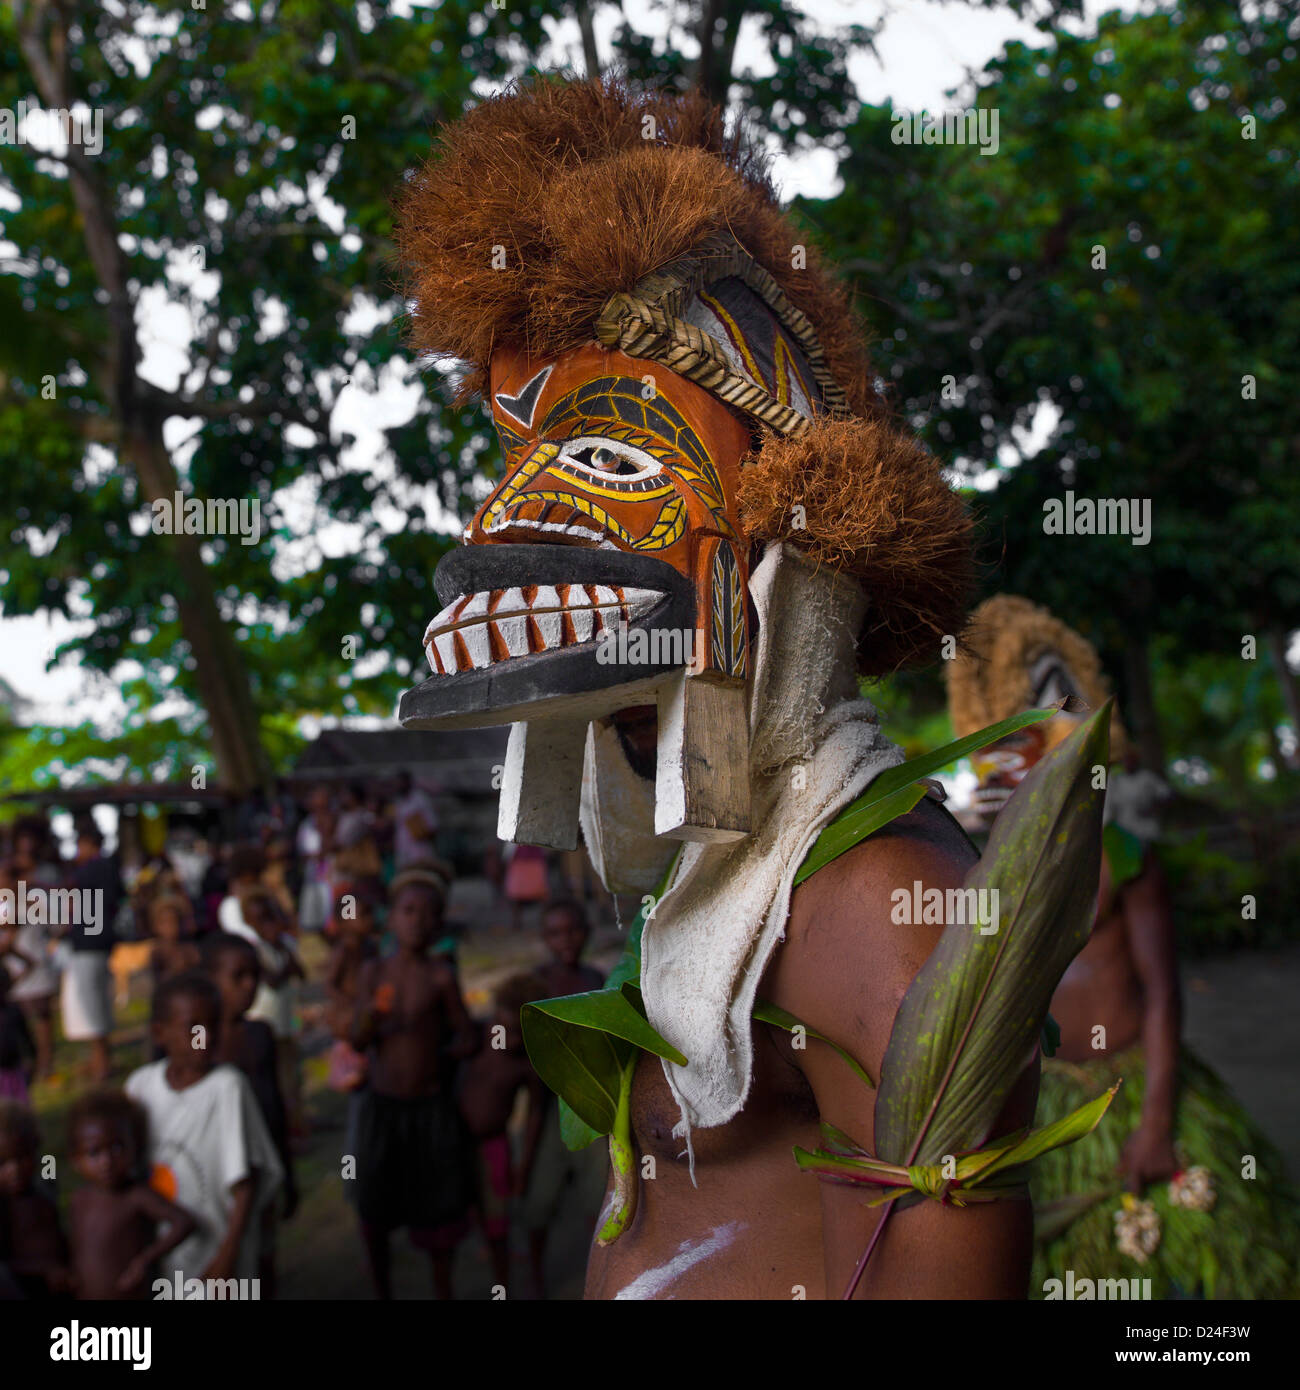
[67,1088,197,1299]
[148,895,201,986]
[535,901,604,999]
[350,864,478,1299]
[519,904,608,1295]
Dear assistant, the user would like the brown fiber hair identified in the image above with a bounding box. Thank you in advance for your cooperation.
[946,594,1128,756]
[395,74,879,415]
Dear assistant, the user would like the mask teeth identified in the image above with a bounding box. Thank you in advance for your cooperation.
[423,582,664,673]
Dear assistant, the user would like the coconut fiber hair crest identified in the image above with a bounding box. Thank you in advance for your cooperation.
[947,593,1129,757]
[394,74,874,413]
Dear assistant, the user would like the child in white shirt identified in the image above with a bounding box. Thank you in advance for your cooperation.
[125,971,281,1284]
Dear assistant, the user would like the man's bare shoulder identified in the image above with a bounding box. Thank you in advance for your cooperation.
[767,796,979,1094]
[790,794,977,943]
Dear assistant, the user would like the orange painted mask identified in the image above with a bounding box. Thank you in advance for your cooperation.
[970,652,1085,820]
[398,246,840,847]
[407,344,756,727]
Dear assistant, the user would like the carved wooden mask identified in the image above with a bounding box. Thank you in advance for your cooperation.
[970,651,1086,820]
[399,247,838,848]
[423,343,753,694]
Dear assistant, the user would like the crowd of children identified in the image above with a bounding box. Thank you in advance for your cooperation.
[1,947,292,1299]
[1,809,611,1299]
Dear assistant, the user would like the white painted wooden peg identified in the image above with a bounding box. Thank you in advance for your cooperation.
[497,718,588,850]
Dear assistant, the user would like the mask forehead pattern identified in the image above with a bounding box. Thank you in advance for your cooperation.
[684,276,824,421]
[594,233,847,438]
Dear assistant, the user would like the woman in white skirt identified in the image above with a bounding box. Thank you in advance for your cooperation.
[59,823,123,1082]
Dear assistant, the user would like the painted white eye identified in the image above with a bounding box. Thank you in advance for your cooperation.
[557,435,663,481]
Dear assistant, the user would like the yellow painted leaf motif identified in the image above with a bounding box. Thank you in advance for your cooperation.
[633,494,686,551]
[509,490,636,545]
[711,551,727,669]
[483,440,560,528]
[729,554,746,676]
[672,456,733,535]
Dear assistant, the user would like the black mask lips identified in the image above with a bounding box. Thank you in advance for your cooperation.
[399,544,696,731]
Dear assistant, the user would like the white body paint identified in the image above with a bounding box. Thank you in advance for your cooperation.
[612,1222,744,1300]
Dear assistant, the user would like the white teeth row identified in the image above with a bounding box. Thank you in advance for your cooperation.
[423,585,661,675]
[484,515,618,549]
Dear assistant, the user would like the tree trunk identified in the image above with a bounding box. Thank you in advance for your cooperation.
[126,424,269,794]
[717,0,744,98]
[577,2,600,80]
[1266,627,1300,771]
[1122,634,1166,774]
[691,0,725,98]
[17,0,269,795]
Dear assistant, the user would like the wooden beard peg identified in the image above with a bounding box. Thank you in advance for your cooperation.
[654,670,751,842]
[497,717,589,850]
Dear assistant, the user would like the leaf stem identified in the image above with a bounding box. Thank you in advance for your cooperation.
[842,1201,896,1300]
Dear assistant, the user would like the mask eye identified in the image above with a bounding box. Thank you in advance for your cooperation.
[557,436,663,481]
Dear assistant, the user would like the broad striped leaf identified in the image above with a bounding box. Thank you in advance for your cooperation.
[873,703,1111,1167]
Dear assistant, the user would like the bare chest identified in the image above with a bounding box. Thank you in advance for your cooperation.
[584,1027,826,1300]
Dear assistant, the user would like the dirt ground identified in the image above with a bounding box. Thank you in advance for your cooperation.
[1181,943,1300,1180]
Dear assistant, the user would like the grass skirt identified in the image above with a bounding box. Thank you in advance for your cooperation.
[1031,1046,1300,1299]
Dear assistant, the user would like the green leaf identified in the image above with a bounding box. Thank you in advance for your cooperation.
[794,1085,1118,1208]
[816,1119,868,1156]
[604,908,649,992]
[793,1147,912,1186]
[526,988,687,1065]
[873,703,1112,1168]
[794,782,928,885]
[558,1097,602,1152]
[1103,821,1144,889]
[868,706,1062,801]
[752,999,876,1089]
[522,982,687,1137]
[521,1004,634,1135]
[528,856,682,1147]
[595,1055,639,1246]
[793,707,1060,887]
[974,1083,1121,1182]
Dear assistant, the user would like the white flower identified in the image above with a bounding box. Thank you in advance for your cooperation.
[1169,1165,1216,1212]
[1114,1196,1161,1262]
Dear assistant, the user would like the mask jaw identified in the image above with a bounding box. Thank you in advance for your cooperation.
[493,668,753,851]
[652,529,752,842]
